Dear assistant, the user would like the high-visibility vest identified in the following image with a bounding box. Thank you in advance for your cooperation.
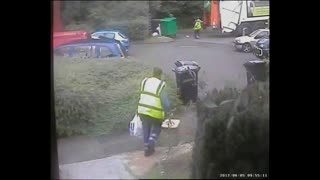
[194,21,202,30]
[137,77,166,120]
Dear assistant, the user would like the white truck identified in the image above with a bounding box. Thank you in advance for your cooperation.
[203,0,269,36]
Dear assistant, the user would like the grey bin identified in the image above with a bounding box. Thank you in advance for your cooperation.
[243,60,267,85]
[172,60,201,104]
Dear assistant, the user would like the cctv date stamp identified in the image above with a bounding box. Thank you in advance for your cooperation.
[220,173,268,178]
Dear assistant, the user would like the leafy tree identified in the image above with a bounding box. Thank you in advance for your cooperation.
[61,0,205,37]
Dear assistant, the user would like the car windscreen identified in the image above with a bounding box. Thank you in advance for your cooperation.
[96,36,117,43]
[249,30,261,37]
[118,32,127,39]
[104,33,115,39]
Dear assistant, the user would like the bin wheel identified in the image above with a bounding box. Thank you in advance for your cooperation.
[247,72,256,85]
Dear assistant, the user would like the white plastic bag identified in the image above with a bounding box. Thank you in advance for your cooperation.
[129,113,143,138]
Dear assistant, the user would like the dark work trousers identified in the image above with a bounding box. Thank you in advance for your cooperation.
[194,30,200,39]
[139,114,162,152]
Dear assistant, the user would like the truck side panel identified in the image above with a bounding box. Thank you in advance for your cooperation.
[219,1,242,33]
[246,0,269,18]
[217,0,269,35]
[204,0,270,35]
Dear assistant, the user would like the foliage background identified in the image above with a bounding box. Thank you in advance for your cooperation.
[61,1,204,39]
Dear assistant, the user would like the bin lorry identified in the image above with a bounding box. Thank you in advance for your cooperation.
[203,0,269,36]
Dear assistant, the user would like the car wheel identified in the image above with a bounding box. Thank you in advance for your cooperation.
[242,43,252,53]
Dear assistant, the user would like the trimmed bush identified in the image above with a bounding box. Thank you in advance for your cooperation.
[65,18,149,41]
[192,81,269,178]
[98,18,149,40]
[54,57,179,138]
[65,23,95,33]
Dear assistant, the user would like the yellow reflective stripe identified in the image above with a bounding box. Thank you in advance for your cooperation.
[194,22,202,30]
[140,91,158,98]
[137,106,165,121]
[138,103,164,111]
[139,94,161,108]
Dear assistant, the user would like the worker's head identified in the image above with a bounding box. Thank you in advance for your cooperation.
[153,67,163,79]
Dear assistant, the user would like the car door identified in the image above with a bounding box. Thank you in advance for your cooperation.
[73,45,92,59]
[251,31,268,46]
[54,46,71,57]
[95,45,117,59]
[100,46,114,58]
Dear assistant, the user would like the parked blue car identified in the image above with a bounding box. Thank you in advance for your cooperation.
[54,40,125,59]
[90,30,130,53]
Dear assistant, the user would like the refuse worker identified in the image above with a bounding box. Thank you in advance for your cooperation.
[137,67,170,157]
[194,17,203,39]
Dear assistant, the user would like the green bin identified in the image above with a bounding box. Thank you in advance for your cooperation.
[160,17,177,37]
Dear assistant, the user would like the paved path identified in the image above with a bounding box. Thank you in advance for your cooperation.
[59,143,193,179]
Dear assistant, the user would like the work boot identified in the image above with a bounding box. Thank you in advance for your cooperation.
[144,148,154,157]
[149,143,155,154]
[144,144,155,157]
[144,144,151,157]
[144,149,152,157]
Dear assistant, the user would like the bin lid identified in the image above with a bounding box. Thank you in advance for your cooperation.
[174,65,200,73]
[175,60,199,67]
[243,60,266,68]
[245,60,266,64]
[161,17,176,22]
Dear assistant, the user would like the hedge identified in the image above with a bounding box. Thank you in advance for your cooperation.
[54,57,179,138]
[97,18,149,40]
[65,18,149,41]
[192,81,269,178]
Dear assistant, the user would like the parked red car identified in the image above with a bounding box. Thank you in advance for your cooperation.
[53,31,89,49]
